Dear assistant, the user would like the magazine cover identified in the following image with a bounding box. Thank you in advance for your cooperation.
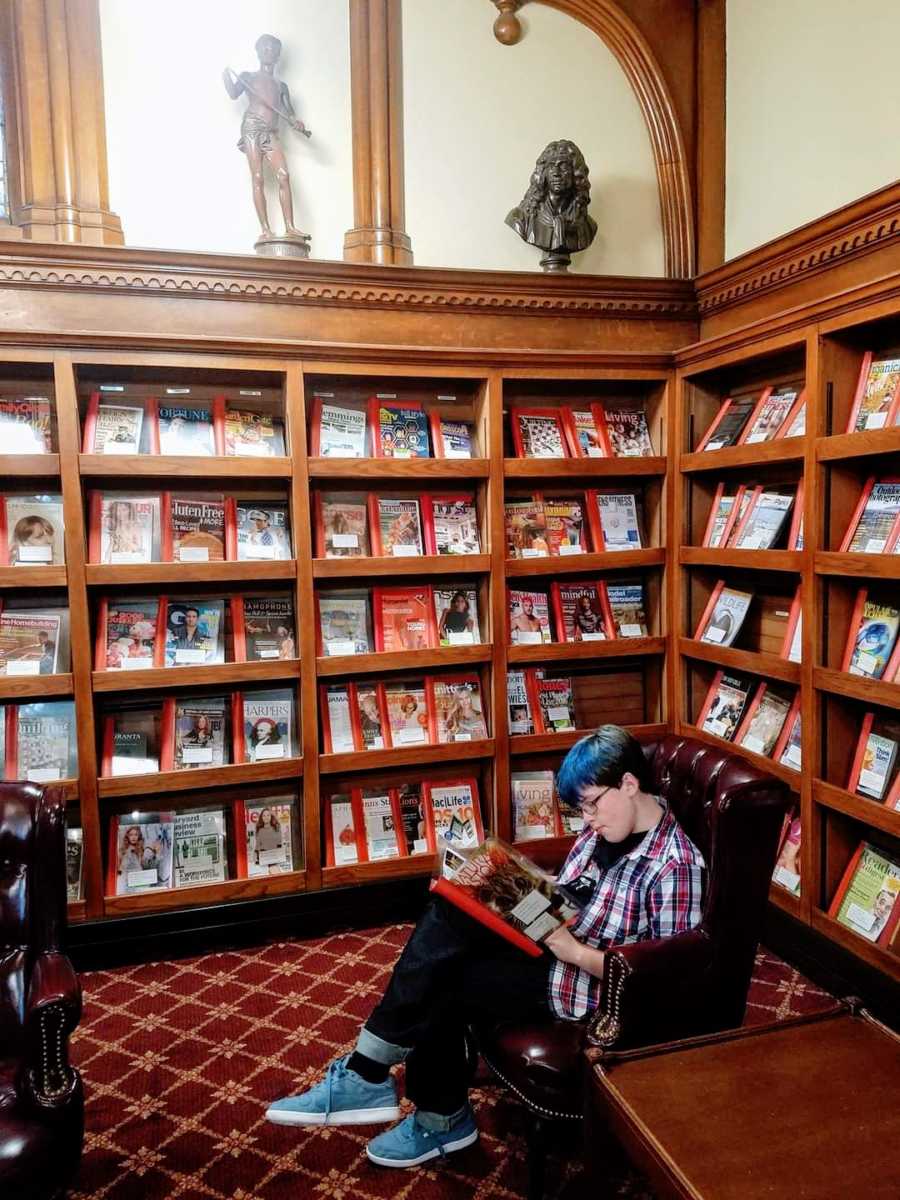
[424,779,483,850]
[509,589,552,644]
[224,408,285,457]
[103,708,160,776]
[374,496,424,556]
[428,496,480,555]
[542,496,587,555]
[0,396,52,454]
[700,673,750,741]
[360,790,401,860]
[592,492,642,551]
[606,582,648,637]
[512,409,567,459]
[504,499,549,558]
[317,591,372,655]
[240,690,294,762]
[601,401,653,456]
[66,827,83,902]
[233,502,291,561]
[384,681,430,746]
[552,582,610,643]
[697,584,753,647]
[829,843,900,943]
[847,599,900,678]
[512,772,557,840]
[776,705,802,771]
[374,587,435,652]
[704,487,742,548]
[174,809,227,888]
[165,494,226,562]
[857,730,898,801]
[733,490,794,550]
[99,598,162,669]
[95,494,160,564]
[742,388,799,444]
[90,402,144,455]
[158,404,216,455]
[849,356,900,432]
[536,676,576,732]
[173,697,227,770]
[15,701,77,781]
[237,597,296,661]
[737,686,792,757]
[846,481,900,553]
[398,783,428,855]
[164,600,225,667]
[782,397,806,438]
[698,396,755,451]
[0,611,61,675]
[372,398,430,458]
[243,800,296,876]
[430,414,473,459]
[354,683,388,750]
[507,669,537,735]
[429,676,487,743]
[562,405,608,458]
[317,492,370,558]
[312,397,368,458]
[109,813,174,895]
[724,490,755,547]
[4,496,65,566]
[322,683,355,753]
[325,794,361,866]
[434,587,480,646]
[772,816,802,895]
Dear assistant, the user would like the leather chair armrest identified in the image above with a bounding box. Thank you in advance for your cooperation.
[21,951,83,1111]
[585,930,714,1053]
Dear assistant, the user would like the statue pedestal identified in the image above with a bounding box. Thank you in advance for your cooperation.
[539,250,571,273]
[255,233,311,260]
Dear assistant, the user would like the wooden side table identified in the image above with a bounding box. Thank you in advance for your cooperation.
[585,1003,900,1200]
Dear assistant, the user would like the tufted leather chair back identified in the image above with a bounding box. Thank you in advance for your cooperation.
[0,783,67,1047]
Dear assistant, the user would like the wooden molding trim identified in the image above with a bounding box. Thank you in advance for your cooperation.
[0,240,696,319]
[697,181,900,317]
[538,0,696,279]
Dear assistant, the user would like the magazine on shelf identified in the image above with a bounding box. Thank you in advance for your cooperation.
[1,495,65,566]
[741,387,801,444]
[772,814,802,895]
[781,394,806,438]
[428,674,487,743]
[695,582,753,648]
[600,401,654,457]
[773,697,802,771]
[101,707,160,776]
[107,812,175,896]
[310,395,369,458]
[508,588,552,644]
[163,599,225,667]
[702,485,746,549]
[230,501,291,561]
[848,715,899,802]
[535,675,576,733]
[0,396,52,454]
[512,771,558,840]
[551,581,612,643]
[734,684,793,758]
[360,789,403,860]
[507,668,539,735]
[240,798,297,876]
[732,489,794,550]
[398,783,428,855]
[325,793,362,866]
[234,597,295,662]
[504,499,549,558]
[427,495,480,555]
[828,842,900,944]
[541,496,587,555]
[429,413,474,459]
[841,591,900,679]
[89,492,160,564]
[96,597,164,670]
[696,396,755,452]
[13,701,77,782]
[433,587,480,646]
[606,581,648,637]
[373,586,436,652]
[511,408,568,459]
[317,590,372,656]
[724,490,755,547]
[384,680,430,746]
[84,396,146,455]
[66,827,83,902]
[355,682,389,750]
[235,689,295,763]
[315,492,370,558]
[840,478,900,554]
[168,696,227,770]
[157,402,218,456]
[422,778,484,851]
[431,837,580,956]
[173,809,227,888]
[321,683,355,754]
[561,404,609,458]
[371,496,425,557]
[163,493,226,562]
[370,396,430,458]
[0,610,61,675]
[846,354,900,433]
[224,408,285,457]
[697,672,751,742]
[589,491,643,552]
[782,590,802,663]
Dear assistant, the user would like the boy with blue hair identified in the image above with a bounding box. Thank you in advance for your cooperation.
[267,725,705,1167]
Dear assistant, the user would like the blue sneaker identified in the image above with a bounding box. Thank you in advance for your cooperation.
[365,1108,479,1167]
[265,1056,400,1127]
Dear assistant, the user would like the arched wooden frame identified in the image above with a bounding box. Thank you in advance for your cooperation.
[530,0,696,279]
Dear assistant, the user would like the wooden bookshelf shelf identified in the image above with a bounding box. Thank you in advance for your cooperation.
[84,561,296,586]
[815,551,900,581]
[507,636,665,666]
[319,738,494,775]
[813,667,900,708]
[0,453,60,476]
[316,644,493,677]
[680,547,803,573]
[816,428,900,462]
[682,723,801,790]
[92,659,299,693]
[678,637,801,685]
[810,909,900,984]
[814,779,900,838]
[0,566,67,589]
[313,554,491,579]
[504,456,666,479]
[104,869,307,917]
[769,884,802,919]
[322,855,436,889]
[67,900,87,923]
[506,548,665,577]
[510,721,668,757]
[78,454,293,478]
[308,457,490,480]
[680,439,805,474]
[98,757,302,798]
[0,671,73,701]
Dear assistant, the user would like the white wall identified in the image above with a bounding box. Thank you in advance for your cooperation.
[726,0,900,259]
[99,0,353,260]
[402,0,664,275]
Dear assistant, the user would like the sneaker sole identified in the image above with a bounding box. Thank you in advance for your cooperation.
[365,1127,479,1167]
[266,1104,401,1127]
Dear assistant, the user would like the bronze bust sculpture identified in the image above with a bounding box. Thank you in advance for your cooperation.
[506,140,597,272]
[223,34,312,258]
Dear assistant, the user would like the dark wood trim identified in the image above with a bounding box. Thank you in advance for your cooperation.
[695,0,726,273]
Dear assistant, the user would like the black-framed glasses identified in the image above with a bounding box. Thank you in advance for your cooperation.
[578,786,612,816]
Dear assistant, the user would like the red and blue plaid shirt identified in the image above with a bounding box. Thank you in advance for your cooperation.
[548,805,705,1020]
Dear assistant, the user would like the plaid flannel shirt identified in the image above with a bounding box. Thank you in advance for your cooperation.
[548,805,705,1020]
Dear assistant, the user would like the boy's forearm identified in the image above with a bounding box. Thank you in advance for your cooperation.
[574,943,606,979]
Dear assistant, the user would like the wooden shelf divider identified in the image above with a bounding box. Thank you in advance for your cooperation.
[677,637,801,685]
[313,554,491,579]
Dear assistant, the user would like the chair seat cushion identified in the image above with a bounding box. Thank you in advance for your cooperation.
[477,1018,584,1120]
[0,1059,84,1196]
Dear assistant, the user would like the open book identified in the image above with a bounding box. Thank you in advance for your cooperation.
[431,837,581,957]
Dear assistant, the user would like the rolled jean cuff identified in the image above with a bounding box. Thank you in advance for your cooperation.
[357,1026,409,1066]
[416,1104,469,1133]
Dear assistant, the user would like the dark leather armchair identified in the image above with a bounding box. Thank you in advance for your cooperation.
[1,783,84,1200]
[478,736,790,1199]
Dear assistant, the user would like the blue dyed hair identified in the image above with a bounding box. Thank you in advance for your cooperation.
[556,725,650,809]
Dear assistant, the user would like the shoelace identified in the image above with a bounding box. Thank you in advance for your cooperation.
[322,1057,345,1125]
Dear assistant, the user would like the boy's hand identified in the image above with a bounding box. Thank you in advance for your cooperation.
[543,924,584,966]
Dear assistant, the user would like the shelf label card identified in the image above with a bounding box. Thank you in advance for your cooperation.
[244,543,277,559]
[558,544,583,556]
[110,551,147,564]
[181,747,214,764]
[448,631,474,645]
[392,544,418,557]
[773,866,800,892]
[522,548,548,558]
[7,660,40,676]
[27,767,62,782]
[783,744,802,768]
[254,743,285,760]
[742,734,766,755]
[259,847,287,867]
[398,727,426,744]
[175,648,207,664]
[18,545,52,562]
[120,657,152,669]
[620,623,643,638]
[178,547,209,562]
[128,869,159,888]
[865,412,888,429]
[515,631,542,645]
[332,533,358,548]
[327,640,357,656]
[846,902,876,933]
[704,626,726,643]
[581,632,606,642]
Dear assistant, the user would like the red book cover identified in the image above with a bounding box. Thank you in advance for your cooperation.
[781,587,802,660]
[366,493,383,556]
[787,478,805,550]
[523,669,545,735]
[100,714,115,777]
[422,776,485,853]
[234,798,250,878]
[309,395,324,457]
[695,399,735,452]
[718,485,748,548]
[772,693,801,764]
[510,407,568,460]
[884,773,900,812]
[82,391,100,453]
[839,588,868,673]
[846,713,875,794]
[105,813,119,897]
[94,597,109,670]
[426,673,487,744]
[692,580,725,641]
[733,682,767,747]
[0,499,7,567]
[373,586,436,652]
[428,410,446,458]
[391,788,410,857]
[729,485,763,546]
[147,397,161,454]
[232,598,247,662]
[159,698,176,772]
[423,493,478,557]
[560,404,611,459]
[885,632,900,683]
[319,682,361,755]
[550,580,613,643]
[324,791,367,867]
[231,692,246,764]
[736,386,774,445]
[369,396,428,458]
[429,876,543,957]
[224,496,238,561]
[583,489,604,553]
[87,490,102,563]
[843,351,900,433]
[160,492,173,561]
[696,670,725,729]
[212,395,226,456]
[776,388,807,439]
[827,843,866,920]
[701,483,727,548]
[838,477,875,552]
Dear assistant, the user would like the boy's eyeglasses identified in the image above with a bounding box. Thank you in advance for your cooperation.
[578,786,612,816]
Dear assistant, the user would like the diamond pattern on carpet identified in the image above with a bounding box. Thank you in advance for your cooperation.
[70,927,834,1200]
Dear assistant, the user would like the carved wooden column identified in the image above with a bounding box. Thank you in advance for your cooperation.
[0,0,123,244]
[343,0,413,266]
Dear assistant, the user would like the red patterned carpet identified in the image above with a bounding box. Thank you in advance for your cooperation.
[70,926,834,1200]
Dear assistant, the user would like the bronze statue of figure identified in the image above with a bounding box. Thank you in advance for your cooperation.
[506,140,597,272]
[223,34,312,256]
